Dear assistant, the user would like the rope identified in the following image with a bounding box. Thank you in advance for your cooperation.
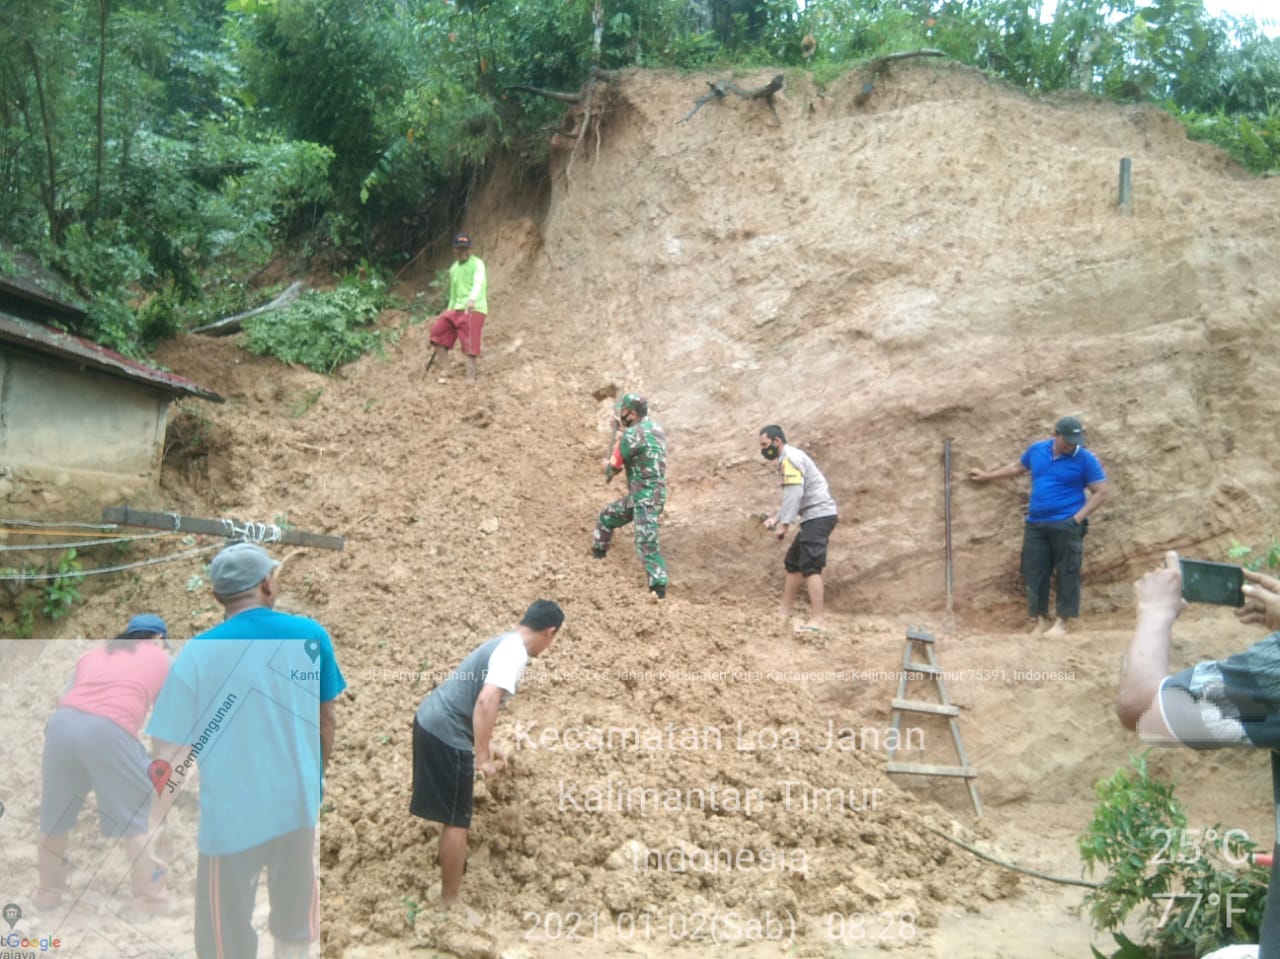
[0,543,222,582]
[1,519,121,531]
[0,525,135,539]
[218,519,284,543]
[3,515,288,546]
[924,825,1099,889]
[0,531,177,552]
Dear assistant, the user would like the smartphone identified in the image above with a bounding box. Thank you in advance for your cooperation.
[1180,558,1245,607]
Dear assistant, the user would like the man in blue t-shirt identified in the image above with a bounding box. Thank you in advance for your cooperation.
[147,543,346,959]
[969,416,1109,637]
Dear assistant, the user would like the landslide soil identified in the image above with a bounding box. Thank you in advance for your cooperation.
[4,61,1280,958]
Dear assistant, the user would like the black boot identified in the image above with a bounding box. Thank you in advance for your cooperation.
[592,543,608,559]
[650,583,666,599]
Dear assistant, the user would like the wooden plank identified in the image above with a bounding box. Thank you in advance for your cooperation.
[887,761,977,779]
[906,628,935,643]
[891,699,960,717]
[102,506,344,551]
[904,662,941,675]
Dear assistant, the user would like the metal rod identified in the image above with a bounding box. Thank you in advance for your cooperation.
[944,438,954,616]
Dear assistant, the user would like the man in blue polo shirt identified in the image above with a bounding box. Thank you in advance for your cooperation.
[147,542,346,959]
[970,416,1109,637]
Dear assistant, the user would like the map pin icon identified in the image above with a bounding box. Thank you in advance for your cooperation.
[148,759,172,797]
[2,903,20,930]
[304,639,321,665]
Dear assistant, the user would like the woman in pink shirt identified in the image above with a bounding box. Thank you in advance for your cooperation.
[36,614,172,913]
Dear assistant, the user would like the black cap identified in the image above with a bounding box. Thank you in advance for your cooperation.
[452,233,472,248]
[1055,416,1085,444]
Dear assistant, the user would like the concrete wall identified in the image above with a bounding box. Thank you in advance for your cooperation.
[0,347,170,511]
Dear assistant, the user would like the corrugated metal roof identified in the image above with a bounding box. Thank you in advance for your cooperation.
[0,275,86,321]
[0,311,224,403]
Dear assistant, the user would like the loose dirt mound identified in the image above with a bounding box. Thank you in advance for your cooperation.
[5,60,1280,958]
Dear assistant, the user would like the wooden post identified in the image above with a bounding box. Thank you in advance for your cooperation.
[1117,157,1132,216]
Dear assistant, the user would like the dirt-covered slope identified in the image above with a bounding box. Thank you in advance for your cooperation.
[472,62,1280,619]
[5,59,1280,959]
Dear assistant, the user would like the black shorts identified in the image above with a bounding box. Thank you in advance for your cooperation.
[784,515,838,576]
[410,719,474,828]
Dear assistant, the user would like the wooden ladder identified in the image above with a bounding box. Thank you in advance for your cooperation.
[886,626,982,816]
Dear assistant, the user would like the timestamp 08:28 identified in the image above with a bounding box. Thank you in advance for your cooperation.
[522,909,797,944]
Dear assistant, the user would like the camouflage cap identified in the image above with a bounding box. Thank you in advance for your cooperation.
[616,392,648,418]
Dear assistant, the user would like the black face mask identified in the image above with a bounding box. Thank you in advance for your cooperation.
[761,444,780,461]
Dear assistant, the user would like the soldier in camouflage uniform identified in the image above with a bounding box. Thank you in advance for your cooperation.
[593,393,669,598]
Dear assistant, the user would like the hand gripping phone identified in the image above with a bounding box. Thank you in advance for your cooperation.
[1180,558,1245,607]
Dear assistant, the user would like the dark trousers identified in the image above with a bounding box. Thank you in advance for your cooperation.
[195,827,317,959]
[1021,519,1086,619]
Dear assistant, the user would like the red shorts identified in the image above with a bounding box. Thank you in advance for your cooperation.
[429,309,486,356]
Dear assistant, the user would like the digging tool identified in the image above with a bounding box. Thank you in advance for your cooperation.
[604,419,619,484]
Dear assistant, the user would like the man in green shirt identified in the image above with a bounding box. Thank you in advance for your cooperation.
[428,233,488,381]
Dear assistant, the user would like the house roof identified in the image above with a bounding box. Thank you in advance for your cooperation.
[0,310,224,403]
[0,274,86,321]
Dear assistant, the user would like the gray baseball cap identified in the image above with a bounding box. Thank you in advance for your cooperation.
[210,543,279,596]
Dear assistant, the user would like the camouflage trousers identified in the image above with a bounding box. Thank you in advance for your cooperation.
[594,487,668,588]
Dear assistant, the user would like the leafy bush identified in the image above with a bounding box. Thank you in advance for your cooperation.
[1180,108,1280,176]
[1080,753,1267,958]
[0,549,84,638]
[243,273,393,372]
[216,137,336,243]
[43,549,84,621]
[1228,539,1280,572]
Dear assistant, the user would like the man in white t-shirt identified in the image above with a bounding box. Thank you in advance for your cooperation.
[411,600,564,911]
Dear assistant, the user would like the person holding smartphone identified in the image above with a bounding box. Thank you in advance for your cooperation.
[1118,553,1280,957]
[1118,550,1280,746]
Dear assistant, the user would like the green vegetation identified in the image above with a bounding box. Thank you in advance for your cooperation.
[2,0,1277,359]
[42,548,84,620]
[289,387,324,418]
[1229,538,1280,572]
[1080,753,1267,958]
[242,273,394,372]
[0,548,85,638]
